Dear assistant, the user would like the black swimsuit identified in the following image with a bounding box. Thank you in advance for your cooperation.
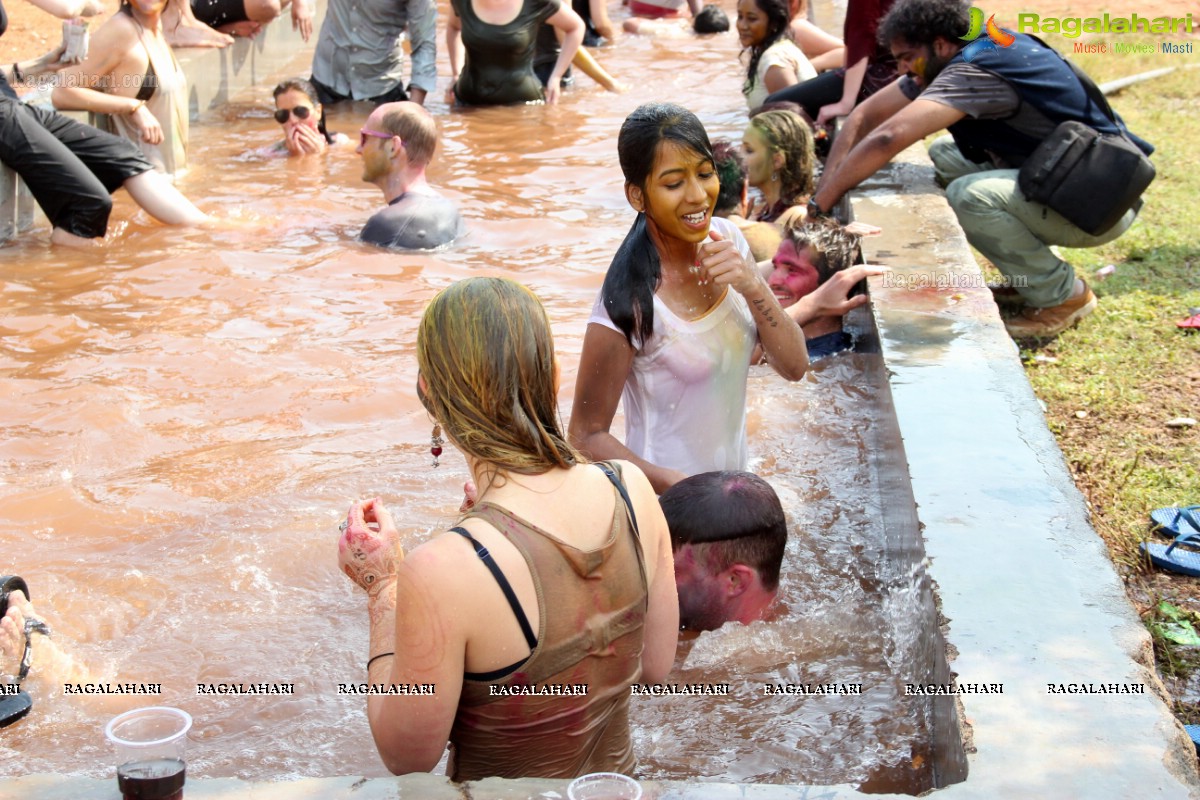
[120,5,160,102]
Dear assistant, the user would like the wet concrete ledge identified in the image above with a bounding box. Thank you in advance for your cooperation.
[851,144,1200,798]
[0,4,321,242]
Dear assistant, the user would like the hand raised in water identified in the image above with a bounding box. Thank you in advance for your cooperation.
[337,498,403,597]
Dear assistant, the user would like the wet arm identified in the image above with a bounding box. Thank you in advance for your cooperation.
[3,43,66,83]
[813,81,916,210]
[50,22,139,114]
[572,45,620,92]
[743,277,808,380]
[368,552,464,774]
[569,324,685,494]
[405,0,438,102]
[589,0,614,39]
[445,4,464,86]
[812,97,962,213]
[624,464,679,681]
[24,0,104,19]
[546,4,585,95]
[762,63,799,96]
[791,18,843,64]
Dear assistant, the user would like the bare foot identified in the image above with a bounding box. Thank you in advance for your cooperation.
[0,591,34,675]
[50,227,101,248]
[163,0,235,48]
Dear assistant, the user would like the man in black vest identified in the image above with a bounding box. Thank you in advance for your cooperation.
[808,0,1152,338]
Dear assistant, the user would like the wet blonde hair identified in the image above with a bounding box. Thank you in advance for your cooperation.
[748,109,816,206]
[417,278,580,476]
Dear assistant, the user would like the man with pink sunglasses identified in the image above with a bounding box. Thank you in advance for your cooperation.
[357,102,464,250]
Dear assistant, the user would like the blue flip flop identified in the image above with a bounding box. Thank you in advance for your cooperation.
[1140,532,1200,577]
[1186,725,1200,756]
[1151,506,1200,539]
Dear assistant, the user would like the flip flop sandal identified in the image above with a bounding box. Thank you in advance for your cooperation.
[1186,725,1200,756]
[0,575,50,729]
[0,576,29,620]
[1150,506,1200,539]
[1140,532,1200,577]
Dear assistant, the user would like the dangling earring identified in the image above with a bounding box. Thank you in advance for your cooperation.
[430,424,444,468]
[771,171,779,182]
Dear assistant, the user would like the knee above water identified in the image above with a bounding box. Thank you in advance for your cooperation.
[248,0,283,23]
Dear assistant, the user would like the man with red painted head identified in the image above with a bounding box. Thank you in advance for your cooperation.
[660,471,787,631]
[769,218,861,359]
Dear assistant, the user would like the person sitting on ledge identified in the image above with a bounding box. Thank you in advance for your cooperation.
[357,102,465,250]
[189,0,312,42]
[52,0,193,179]
[809,0,1153,338]
[660,470,787,631]
[1,0,210,246]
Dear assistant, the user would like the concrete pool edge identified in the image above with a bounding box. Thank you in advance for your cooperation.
[851,145,1200,798]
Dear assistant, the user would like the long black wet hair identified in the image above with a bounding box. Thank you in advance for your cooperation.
[603,103,714,347]
[742,0,794,100]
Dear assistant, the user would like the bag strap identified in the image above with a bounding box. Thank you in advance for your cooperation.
[1026,34,1130,140]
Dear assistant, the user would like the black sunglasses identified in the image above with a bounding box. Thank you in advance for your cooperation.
[274,105,313,124]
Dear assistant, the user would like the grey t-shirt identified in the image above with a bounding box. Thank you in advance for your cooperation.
[360,191,465,250]
[901,64,1059,166]
[311,0,438,100]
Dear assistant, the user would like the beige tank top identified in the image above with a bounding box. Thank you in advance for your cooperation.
[101,18,188,179]
[447,462,649,781]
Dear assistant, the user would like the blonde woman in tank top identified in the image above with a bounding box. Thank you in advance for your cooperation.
[52,0,188,178]
[336,277,678,780]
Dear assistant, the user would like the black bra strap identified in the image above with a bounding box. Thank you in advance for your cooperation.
[596,462,639,538]
[451,527,537,650]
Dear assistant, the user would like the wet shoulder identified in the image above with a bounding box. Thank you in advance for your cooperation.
[360,192,464,250]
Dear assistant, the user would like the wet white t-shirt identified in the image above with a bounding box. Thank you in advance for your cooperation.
[745,38,817,110]
[587,217,758,476]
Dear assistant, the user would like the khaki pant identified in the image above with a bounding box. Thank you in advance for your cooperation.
[928,136,1136,308]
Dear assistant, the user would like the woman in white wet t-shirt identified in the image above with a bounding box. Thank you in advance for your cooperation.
[569,102,810,493]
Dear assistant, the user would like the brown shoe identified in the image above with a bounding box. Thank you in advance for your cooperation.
[1004,282,1097,338]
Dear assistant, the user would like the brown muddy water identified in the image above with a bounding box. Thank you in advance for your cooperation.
[0,0,946,791]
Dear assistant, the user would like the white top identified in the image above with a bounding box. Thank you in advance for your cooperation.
[744,38,817,110]
[587,217,758,477]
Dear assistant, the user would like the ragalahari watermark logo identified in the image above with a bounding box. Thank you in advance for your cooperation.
[960,7,1015,62]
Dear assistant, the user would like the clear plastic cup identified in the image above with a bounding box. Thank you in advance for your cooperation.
[104,707,192,800]
[567,772,643,800]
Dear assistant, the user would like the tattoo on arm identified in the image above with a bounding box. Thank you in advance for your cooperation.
[752,297,779,328]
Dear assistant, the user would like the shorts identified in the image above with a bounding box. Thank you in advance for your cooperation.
[191,0,249,28]
[0,97,153,238]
